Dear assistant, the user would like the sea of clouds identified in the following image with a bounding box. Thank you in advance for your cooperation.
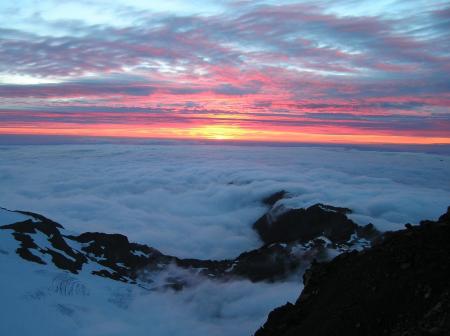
[0,143,449,336]
[0,143,449,259]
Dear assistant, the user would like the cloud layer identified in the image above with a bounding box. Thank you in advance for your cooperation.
[0,143,449,259]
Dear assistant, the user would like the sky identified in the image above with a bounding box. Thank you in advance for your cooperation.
[0,0,449,144]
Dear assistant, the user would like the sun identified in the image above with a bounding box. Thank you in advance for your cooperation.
[212,134,229,140]
[188,125,247,140]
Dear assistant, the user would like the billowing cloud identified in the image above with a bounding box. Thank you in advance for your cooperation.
[1,144,449,258]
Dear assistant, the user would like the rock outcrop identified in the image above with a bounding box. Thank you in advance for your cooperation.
[253,200,377,245]
[255,207,450,336]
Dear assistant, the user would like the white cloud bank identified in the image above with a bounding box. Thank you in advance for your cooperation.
[0,143,449,336]
[0,143,449,259]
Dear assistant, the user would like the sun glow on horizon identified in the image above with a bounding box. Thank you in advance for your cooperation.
[187,125,248,140]
[1,122,450,145]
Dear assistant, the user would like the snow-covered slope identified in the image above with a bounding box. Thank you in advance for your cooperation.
[0,207,302,336]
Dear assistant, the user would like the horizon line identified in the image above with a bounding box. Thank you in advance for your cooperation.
[1,133,450,154]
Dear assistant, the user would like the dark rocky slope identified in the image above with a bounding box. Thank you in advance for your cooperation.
[255,207,450,336]
[254,202,366,244]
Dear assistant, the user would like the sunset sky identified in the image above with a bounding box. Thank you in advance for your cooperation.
[0,0,449,144]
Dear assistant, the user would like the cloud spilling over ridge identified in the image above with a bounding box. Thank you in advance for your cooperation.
[0,144,449,259]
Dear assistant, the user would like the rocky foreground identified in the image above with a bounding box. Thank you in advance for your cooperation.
[255,206,450,336]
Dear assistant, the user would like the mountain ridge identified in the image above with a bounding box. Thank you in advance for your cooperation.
[0,193,378,288]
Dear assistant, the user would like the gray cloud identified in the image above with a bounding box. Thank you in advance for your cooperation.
[213,83,261,95]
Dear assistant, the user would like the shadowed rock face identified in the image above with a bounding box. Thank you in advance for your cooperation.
[1,216,87,272]
[255,207,450,336]
[253,203,358,245]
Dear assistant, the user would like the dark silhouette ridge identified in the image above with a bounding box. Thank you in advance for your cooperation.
[255,207,450,336]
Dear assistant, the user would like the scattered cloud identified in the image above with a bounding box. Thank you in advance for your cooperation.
[0,1,449,141]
